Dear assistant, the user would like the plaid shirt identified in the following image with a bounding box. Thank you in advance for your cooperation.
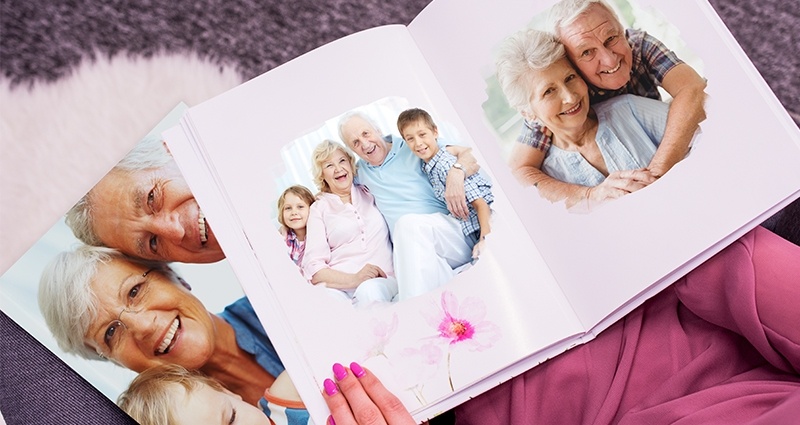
[285,229,305,265]
[517,28,683,151]
[423,149,494,242]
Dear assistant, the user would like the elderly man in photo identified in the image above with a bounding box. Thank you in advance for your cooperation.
[66,135,224,264]
[338,111,478,301]
[509,0,706,206]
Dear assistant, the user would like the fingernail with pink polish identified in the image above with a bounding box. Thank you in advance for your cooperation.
[350,361,366,378]
[327,415,336,425]
[323,378,338,396]
[332,362,348,381]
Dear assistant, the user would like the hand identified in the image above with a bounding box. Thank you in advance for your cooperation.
[323,362,416,425]
[456,150,480,176]
[645,163,668,179]
[353,264,387,285]
[445,167,469,220]
[471,239,486,262]
[589,169,657,202]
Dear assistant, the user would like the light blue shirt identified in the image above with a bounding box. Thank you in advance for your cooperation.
[355,135,448,235]
[542,94,669,186]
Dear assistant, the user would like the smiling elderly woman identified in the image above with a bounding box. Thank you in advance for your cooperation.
[37,245,308,423]
[496,29,677,208]
[301,139,398,306]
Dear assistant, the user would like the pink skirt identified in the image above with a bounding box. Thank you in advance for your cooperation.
[455,227,800,424]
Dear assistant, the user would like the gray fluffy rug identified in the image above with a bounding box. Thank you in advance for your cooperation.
[1,0,797,121]
[0,1,798,424]
[2,0,430,85]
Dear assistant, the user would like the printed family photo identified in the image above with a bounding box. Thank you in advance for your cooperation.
[267,97,496,308]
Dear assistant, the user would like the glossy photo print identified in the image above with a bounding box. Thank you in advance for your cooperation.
[0,105,310,425]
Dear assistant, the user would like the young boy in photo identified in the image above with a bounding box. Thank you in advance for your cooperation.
[117,364,307,425]
[397,108,494,260]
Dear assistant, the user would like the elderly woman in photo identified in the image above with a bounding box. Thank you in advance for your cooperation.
[37,245,308,424]
[496,29,675,208]
[302,140,398,306]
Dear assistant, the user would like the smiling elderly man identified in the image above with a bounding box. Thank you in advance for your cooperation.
[66,135,224,264]
[338,111,479,300]
[507,0,706,205]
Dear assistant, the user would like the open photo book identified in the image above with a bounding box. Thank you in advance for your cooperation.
[163,0,800,421]
[2,0,800,423]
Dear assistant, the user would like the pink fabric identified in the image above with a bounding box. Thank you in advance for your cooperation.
[455,227,800,424]
[302,184,394,280]
[676,227,800,374]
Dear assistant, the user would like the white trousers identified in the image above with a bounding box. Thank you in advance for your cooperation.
[392,213,472,301]
[325,276,399,307]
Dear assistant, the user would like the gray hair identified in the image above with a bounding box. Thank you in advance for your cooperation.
[65,134,173,247]
[495,29,566,114]
[548,0,620,38]
[38,244,179,361]
[337,111,384,146]
[311,139,357,193]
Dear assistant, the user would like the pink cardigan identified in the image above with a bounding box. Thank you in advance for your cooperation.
[302,184,394,282]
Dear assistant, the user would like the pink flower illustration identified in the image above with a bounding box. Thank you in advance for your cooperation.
[423,291,501,352]
[422,291,502,391]
[395,342,444,404]
[364,313,399,359]
[400,341,444,367]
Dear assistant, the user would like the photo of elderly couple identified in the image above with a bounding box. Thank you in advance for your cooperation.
[484,0,704,211]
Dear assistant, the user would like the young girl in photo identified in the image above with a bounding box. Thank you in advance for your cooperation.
[277,185,316,266]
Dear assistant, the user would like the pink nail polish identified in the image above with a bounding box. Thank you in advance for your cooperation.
[327,415,336,425]
[323,378,338,396]
[350,362,366,378]
[332,362,348,381]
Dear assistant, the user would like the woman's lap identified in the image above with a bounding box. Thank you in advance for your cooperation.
[455,227,800,424]
[675,226,800,373]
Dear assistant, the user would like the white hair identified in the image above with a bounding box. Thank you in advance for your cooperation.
[548,0,621,38]
[337,110,384,145]
[38,244,179,361]
[495,29,566,114]
[65,134,173,247]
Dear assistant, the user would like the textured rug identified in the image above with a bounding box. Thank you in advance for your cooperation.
[1,0,799,424]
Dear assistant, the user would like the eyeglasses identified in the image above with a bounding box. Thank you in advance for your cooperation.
[96,268,155,358]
